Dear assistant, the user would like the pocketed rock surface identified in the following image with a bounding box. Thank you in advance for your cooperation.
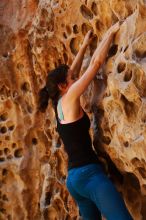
[0,0,146,219]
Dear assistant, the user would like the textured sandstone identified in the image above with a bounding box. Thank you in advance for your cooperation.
[0,0,146,219]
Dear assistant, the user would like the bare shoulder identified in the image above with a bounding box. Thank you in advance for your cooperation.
[63,94,80,114]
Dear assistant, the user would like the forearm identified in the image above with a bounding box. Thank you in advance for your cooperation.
[90,32,114,66]
[70,43,88,78]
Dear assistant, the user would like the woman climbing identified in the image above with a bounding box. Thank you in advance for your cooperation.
[38,22,133,220]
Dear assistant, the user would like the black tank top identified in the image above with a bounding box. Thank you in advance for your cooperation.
[56,111,99,170]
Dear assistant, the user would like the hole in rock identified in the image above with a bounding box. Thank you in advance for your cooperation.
[12,143,17,148]
[138,167,146,179]
[39,20,46,28]
[41,8,48,17]
[124,141,129,147]
[7,155,13,160]
[70,38,79,55]
[124,70,132,82]
[5,136,11,141]
[142,185,146,191]
[5,136,10,140]
[0,85,10,100]
[141,158,145,163]
[124,45,128,52]
[47,22,54,32]
[27,105,33,114]
[66,25,72,35]
[117,62,126,73]
[16,63,24,70]
[124,172,140,191]
[131,157,141,166]
[14,148,23,158]
[95,20,103,32]
[12,90,18,98]
[45,191,51,206]
[63,53,68,63]
[4,148,10,155]
[141,116,146,123]
[46,119,51,127]
[58,59,62,65]
[0,112,8,121]
[2,194,8,201]
[121,95,135,118]
[2,53,9,58]
[81,23,91,35]
[2,169,8,176]
[102,136,111,145]
[63,32,67,39]
[135,49,146,59]
[8,125,15,131]
[0,126,7,134]
[62,44,66,51]
[89,35,97,56]
[108,44,118,58]
[21,82,30,92]
[80,5,93,20]
[91,2,97,15]
[0,150,3,156]
[73,24,79,34]
[0,208,6,214]
[32,137,38,145]
[0,157,5,162]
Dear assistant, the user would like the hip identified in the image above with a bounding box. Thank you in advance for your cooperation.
[67,163,104,181]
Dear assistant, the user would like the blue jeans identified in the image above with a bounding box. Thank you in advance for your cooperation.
[66,163,133,220]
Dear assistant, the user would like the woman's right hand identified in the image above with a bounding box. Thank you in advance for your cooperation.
[82,30,94,47]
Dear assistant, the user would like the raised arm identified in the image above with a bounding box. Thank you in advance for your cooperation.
[69,30,93,79]
[67,22,119,100]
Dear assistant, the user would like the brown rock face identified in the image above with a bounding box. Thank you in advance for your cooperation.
[0,0,146,219]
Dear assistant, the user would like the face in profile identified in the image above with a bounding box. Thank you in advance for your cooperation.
[66,70,78,87]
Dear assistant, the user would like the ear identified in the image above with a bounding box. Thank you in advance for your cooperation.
[58,82,67,91]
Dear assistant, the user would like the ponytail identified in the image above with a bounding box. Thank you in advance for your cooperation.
[38,86,50,112]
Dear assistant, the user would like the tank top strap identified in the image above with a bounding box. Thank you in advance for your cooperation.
[57,98,64,121]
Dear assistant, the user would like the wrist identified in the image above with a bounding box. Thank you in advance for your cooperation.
[82,42,88,49]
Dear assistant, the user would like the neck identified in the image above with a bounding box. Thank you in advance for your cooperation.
[60,90,67,97]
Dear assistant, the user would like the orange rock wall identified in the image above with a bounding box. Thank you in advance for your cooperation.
[0,0,146,219]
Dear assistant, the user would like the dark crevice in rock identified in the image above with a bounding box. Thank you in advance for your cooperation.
[121,95,136,118]
[124,70,132,82]
[117,62,126,73]
[108,44,118,58]
[91,2,97,15]
[80,5,93,20]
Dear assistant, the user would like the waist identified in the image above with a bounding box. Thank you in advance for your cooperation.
[68,156,99,170]
[68,163,103,175]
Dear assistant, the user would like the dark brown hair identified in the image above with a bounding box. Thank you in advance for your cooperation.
[38,64,69,112]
